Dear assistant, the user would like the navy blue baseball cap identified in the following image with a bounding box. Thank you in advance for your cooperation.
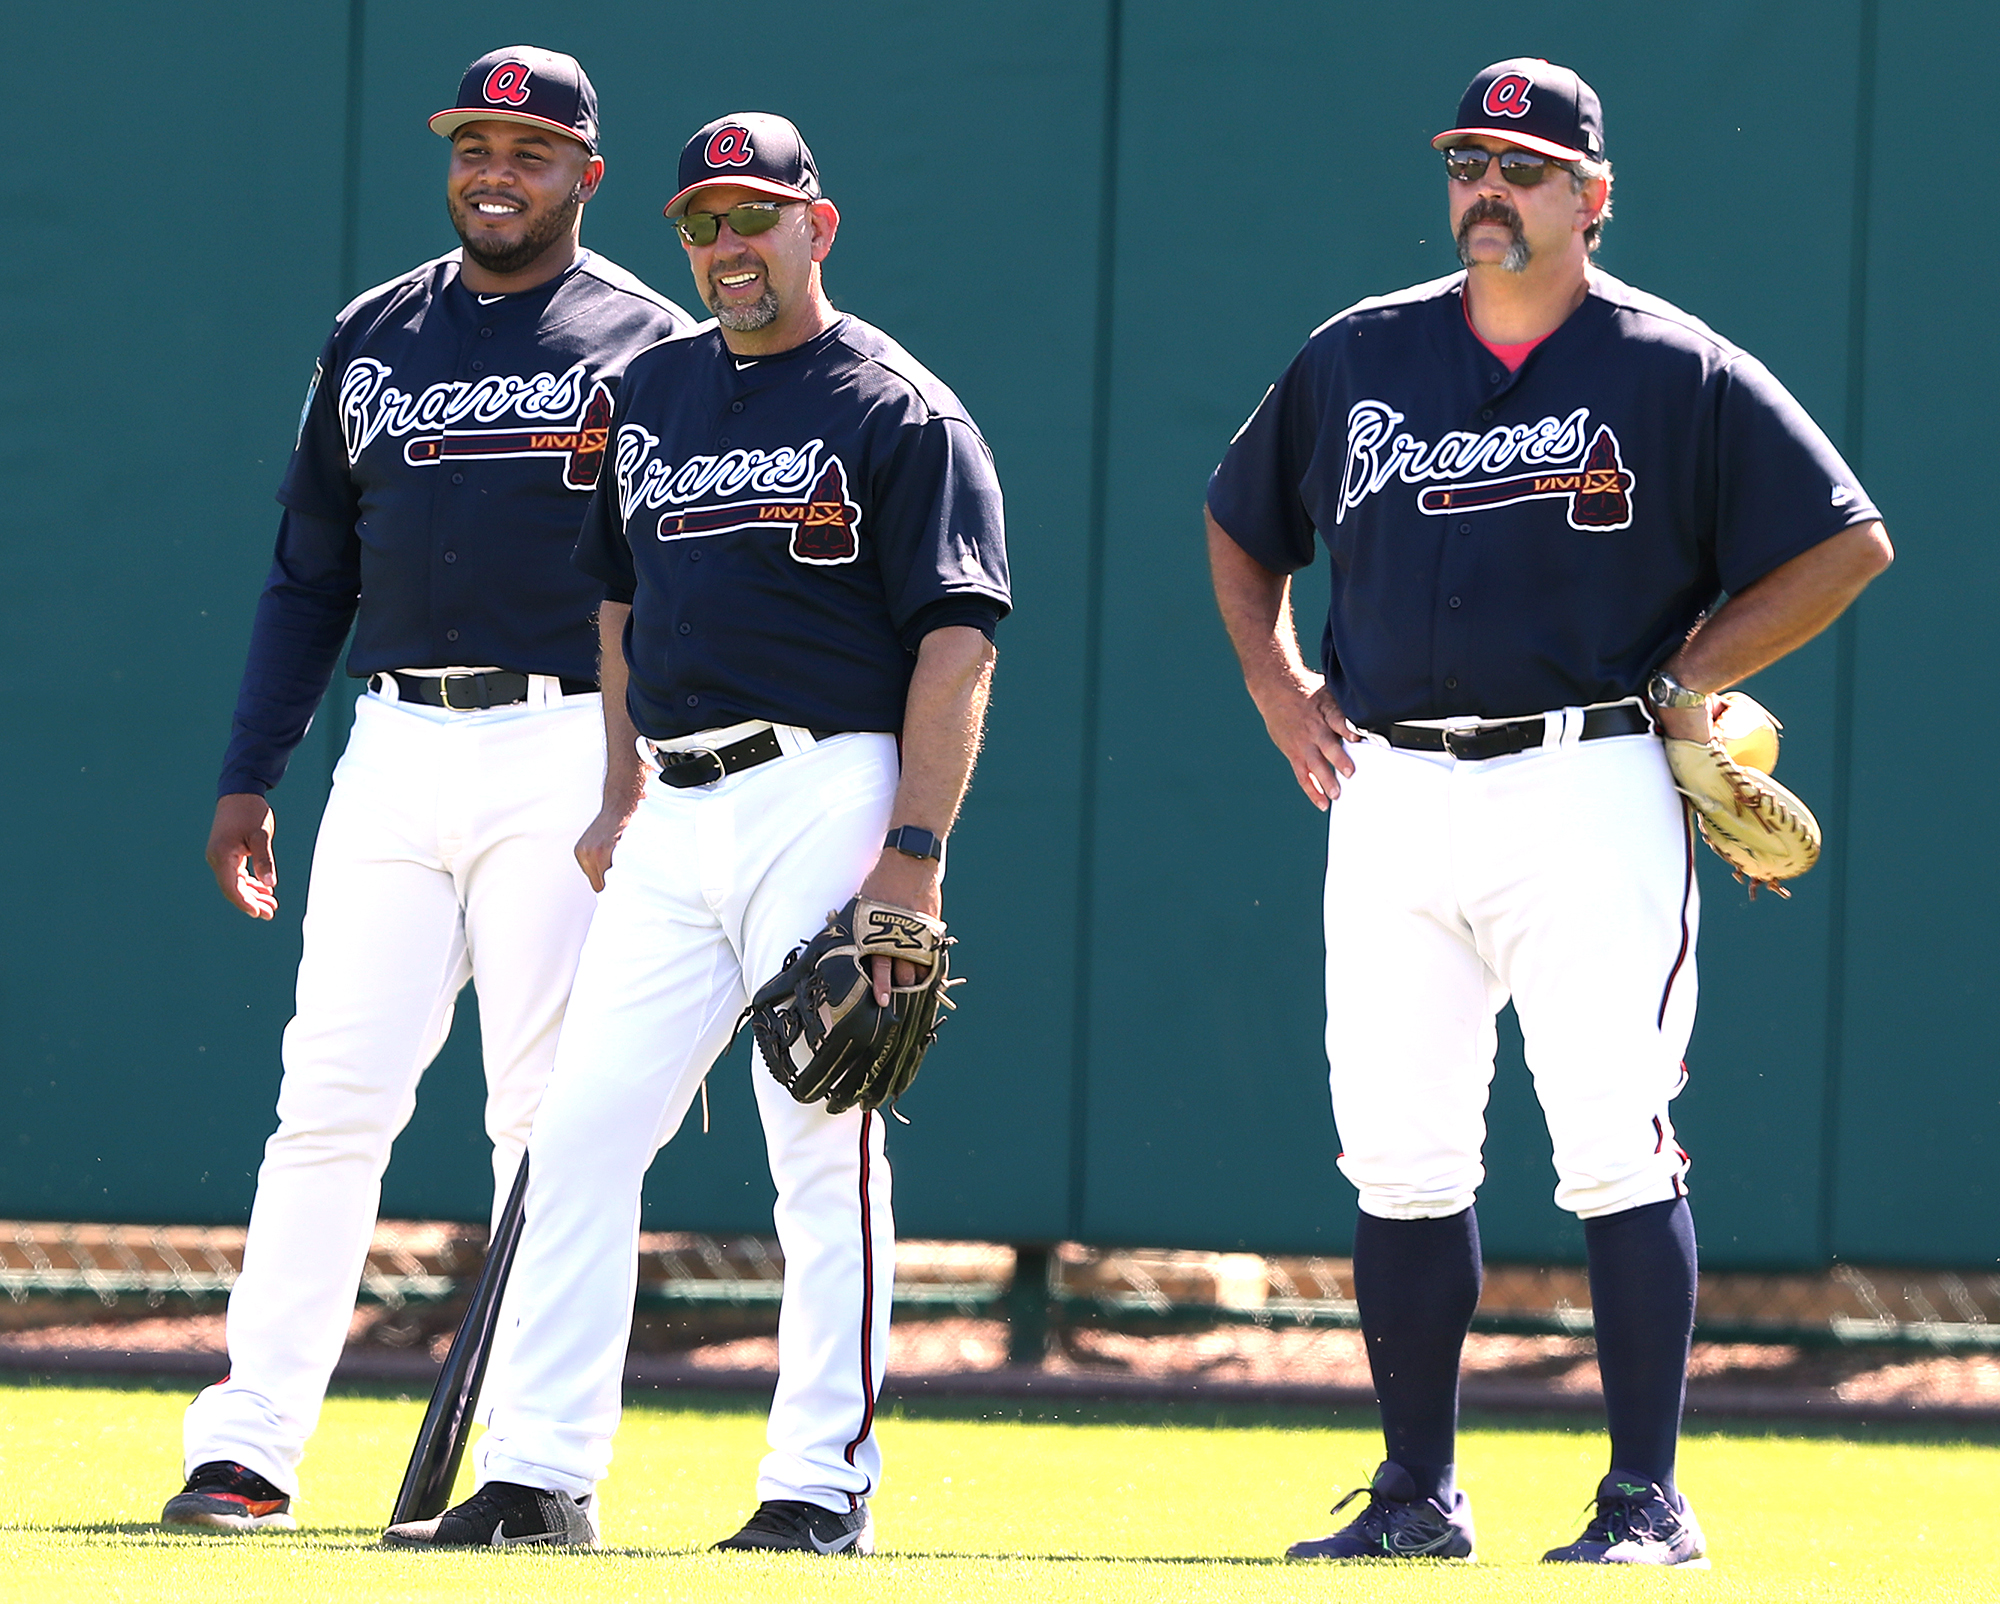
[664,113,823,218]
[430,46,600,153]
[1432,58,1604,163]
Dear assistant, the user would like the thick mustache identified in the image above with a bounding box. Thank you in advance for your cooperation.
[1460,198,1523,231]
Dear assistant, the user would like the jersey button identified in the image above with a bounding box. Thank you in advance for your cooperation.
[1444,675,1458,689]
[678,622,691,635]
[1458,522,1471,535]
[685,695,699,708]
[444,551,457,564]
[480,328,494,338]
[471,361,485,373]
[718,436,731,447]
[1480,408,1494,421]
[446,629,461,643]
[730,401,745,413]
[688,550,702,562]
[451,472,465,485]
[1448,595,1461,609]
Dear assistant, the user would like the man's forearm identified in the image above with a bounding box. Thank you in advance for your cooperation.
[1206,507,1314,700]
[596,601,645,809]
[885,625,995,837]
[1666,521,1894,694]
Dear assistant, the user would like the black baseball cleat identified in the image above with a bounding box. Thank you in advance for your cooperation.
[713,1498,873,1555]
[1285,1460,1476,1560]
[380,1479,600,1549]
[160,1460,297,1532]
[1542,1471,1709,1566]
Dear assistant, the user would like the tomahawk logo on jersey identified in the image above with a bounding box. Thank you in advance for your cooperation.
[1207,269,1878,729]
[612,429,863,564]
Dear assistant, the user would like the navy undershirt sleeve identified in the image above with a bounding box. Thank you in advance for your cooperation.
[216,507,362,797]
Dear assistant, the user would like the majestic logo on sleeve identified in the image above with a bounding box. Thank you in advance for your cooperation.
[705,125,756,168]
[338,359,614,489]
[483,62,533,105]
[1483,73,1535,118]
[613,428,862,565]
[1341,401,1634,531]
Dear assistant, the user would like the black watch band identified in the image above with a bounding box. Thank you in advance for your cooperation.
[884,825,945,863]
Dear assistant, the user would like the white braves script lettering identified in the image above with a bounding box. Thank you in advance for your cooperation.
[1337,400,1592,523]
[612,424,828,521]
[338,358,591,463]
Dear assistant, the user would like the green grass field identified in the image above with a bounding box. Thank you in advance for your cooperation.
[0,1377,1991,1602]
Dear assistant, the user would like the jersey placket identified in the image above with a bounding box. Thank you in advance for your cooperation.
[1432,352,1531,714]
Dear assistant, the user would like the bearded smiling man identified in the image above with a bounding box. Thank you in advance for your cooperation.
[161,47,692,1532]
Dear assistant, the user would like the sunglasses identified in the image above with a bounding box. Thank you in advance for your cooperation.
[1441,147,1573,187]
[673,199,806,247]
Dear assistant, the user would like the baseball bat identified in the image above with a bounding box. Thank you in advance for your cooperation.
[388,1150,530,1525]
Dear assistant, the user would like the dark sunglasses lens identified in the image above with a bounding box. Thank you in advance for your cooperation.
[678,213,720,246]
[1497,152,1553,186]
[728,204,786,236]
[1443,149,1490,182]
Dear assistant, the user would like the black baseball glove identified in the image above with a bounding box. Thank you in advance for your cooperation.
[739,897,957,1115]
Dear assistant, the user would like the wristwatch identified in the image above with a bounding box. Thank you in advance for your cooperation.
[1645,666,1707,710]
[884,825,945,864]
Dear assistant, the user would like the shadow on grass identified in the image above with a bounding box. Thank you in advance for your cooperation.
[26,1524,1304,1566]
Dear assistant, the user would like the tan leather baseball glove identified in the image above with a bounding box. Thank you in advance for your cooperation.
[1663,691,1821,898]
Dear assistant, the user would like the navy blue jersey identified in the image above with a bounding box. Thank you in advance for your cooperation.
[1207,269,1878,729]
[218,250,693,796]
[574,314,1011,740]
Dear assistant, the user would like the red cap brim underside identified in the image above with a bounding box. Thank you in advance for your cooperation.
[430,108,595,150]
[663,176,814,218]
[1431,126,1588,162]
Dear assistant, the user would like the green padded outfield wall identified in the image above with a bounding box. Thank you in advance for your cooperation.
[5,2,1991,1270]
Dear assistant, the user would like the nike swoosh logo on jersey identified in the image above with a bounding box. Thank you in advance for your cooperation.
[477,293,506,304]
[734,358,758,369]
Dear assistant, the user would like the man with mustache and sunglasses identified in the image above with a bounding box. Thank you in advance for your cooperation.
[1207,59,1890,1566]
[162,48,693,1535]
[382,112,1010,1556]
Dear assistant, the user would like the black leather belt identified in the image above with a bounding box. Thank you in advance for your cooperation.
[374,670,598,710]
[1381,702,1652,761]
[651,727,837,788]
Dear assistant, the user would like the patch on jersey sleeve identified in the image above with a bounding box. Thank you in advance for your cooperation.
[297,359,322,447]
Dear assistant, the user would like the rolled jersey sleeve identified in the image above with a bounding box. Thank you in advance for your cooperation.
[1206,349,1324,574]
[869,415,1011,652]
[1712,354,1881,595]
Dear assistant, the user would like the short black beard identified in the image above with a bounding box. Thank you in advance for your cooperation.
[450,187,580,277]
[1455,197,1531,273]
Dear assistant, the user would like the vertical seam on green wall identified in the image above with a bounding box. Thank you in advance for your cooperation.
[1067,0,1124,1242]
[1820,0,1877,1266]
[326,0,366,780]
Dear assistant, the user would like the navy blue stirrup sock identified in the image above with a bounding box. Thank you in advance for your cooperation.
[1351,1207,1483,1504]
[1584,1197,1698,1492]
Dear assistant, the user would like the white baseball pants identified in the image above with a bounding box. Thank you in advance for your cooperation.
[183,684,605,1492]
[475,729,901,1512]
[1323,717,1697,1222]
